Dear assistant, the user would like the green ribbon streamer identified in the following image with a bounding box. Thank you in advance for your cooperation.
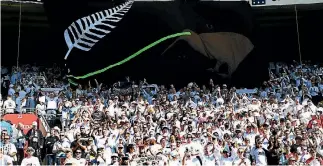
[68,78,79,86]
[67,32,191,80]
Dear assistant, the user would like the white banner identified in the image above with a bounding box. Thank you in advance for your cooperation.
[236,88,258,94]
[40,88,63,92]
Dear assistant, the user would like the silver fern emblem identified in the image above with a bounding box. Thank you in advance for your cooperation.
[64,0,134,60]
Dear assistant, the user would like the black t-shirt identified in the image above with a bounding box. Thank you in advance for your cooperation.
[290,144,300,153]
[81,133,90,138]
[71,140,87,157]
[45,136,59,154]
[267,151,279,165]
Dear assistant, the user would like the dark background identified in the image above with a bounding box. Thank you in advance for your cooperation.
[2,1,323,88]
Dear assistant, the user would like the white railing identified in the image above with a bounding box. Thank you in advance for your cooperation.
[38,113,51,133]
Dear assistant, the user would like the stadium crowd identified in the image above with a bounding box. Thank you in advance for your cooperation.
[1,61,323,166]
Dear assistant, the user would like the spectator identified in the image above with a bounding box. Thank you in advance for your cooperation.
[1,134,17,164]
[2,62,323,165]
[25,121,43,158]
[16,123,26,164]
[21,147,41,166]
[3,95,15,114]
[44,129,59,165]
[0,147,13,165]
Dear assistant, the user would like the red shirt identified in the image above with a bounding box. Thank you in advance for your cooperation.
[307,118,322,129]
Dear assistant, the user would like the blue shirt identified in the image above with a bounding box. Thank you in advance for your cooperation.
[26,97,36,110]
[10,73,18,85]
[168,94,174,101]
[19,90,26,99]
[65,90,72,100]
[8,88,15,96]
[142,89,153,104]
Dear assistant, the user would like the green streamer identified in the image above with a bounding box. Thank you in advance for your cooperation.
[67,32,191,79]
[68,78,79,86]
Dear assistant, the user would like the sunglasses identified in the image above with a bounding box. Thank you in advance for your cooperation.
[76,152,82,154]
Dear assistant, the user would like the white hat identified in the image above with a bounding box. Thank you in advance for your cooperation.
[32,121,37,126]
[53,126,60,131]
[122,103,129,108]
[111,153,118,158]
[27,147,35,153]
[9,84,14,88]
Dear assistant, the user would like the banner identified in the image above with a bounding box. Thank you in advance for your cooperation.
[3,114,44,135]
[236,88,258,94]
[141,84,159,91]
[40,88,63,92]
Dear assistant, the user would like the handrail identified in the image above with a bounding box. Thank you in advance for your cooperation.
[38,113,51,133]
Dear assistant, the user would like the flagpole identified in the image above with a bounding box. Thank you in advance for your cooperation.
[17,1,22,69]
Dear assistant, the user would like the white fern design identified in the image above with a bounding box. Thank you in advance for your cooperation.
[64,0,134,60]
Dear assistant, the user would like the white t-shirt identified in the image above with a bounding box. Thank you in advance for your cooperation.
[233,158,251,166]
[185,157,201,166]
[169,159,181,166]
[251,148,267,166]
[3,99,16,113]
[21,156,41,166]
[75,158,87,166]
[2,143,17,161]
[95,136,107,148]
[0,155,13,165]
[36,104,46,115]
[53,141,71,154]
[46,97,58,110]
[220,156,234,165]
[65,158,79,166]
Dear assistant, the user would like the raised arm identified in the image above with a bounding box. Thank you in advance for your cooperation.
[94,79,103,91]
[88,81,92,88]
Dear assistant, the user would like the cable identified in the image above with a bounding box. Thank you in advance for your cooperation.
[295,5,306,101]
[295,5,302,65]
[16,1,22,68]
